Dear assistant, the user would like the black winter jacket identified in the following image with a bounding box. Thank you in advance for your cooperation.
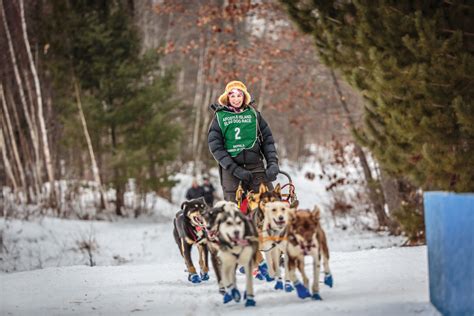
[207,104,278,173]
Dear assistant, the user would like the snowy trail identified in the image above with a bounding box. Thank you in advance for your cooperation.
[1,221,439,316]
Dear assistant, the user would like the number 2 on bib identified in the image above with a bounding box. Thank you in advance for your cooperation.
[234,127,241,140]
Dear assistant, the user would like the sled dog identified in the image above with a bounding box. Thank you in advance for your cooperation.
[213,201,259,306]
[173,198,210,283]
[286,207,333,300]
[247,183,283,230]
[260,200,294,291]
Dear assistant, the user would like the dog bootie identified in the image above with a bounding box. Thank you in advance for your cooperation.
[284,280,294,292]
[324,273,333,288]
[200,272,209,281]
[239,266,245,274]
[294,281,311,299]
[254,271,264,280]
[258,262,275,282]
[245,295,256,307]
[312,293,323,300]
[219,287,226,295]
[223,292,233,304]
[231,287,241,302]
[188,273,201,284]
[274,279,284,290]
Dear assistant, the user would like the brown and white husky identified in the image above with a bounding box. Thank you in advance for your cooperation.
[286,207,333,300]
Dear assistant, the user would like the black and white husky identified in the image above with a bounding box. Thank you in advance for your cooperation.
[212,201,259,307]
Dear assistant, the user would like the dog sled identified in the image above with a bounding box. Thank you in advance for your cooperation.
[235,170,299,214]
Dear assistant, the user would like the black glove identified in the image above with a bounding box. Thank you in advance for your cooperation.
[265,164,280,182]
[232,166,253,184]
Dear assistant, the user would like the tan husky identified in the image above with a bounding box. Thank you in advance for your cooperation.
[260,200,295,291]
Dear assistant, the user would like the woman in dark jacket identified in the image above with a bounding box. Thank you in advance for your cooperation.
[208,80,279,202]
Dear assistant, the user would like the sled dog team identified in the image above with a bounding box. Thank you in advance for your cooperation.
[173,183,333,307]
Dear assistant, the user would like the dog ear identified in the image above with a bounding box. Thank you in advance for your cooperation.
[181,201,189,210]
[312,206,321,222]
[273,183,281,195]
[259,183,268,194]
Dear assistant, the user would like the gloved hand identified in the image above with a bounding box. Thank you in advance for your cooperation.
[232,166,253,184]
[265,164,279,182]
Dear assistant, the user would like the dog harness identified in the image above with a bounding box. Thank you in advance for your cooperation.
[186,225,206,244]
[215,107,258,157]
[259,226,287,252]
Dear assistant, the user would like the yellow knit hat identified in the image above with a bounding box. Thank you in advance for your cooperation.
[218,80,251,106]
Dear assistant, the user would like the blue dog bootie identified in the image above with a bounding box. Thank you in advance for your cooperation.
[223,292,233,304]
[200,271,209,281]
[223,286,241,304]
[254,271,264,280]
[245,294,256,307]
[324,272,333,288]
[294,281,311,299]
[312,292,323,300]
[231,287,241,302]
[284,280,294,292]
[239,266,245,274]
[188,273,201,284]
[258,261,274,282]
[274,278,284,290]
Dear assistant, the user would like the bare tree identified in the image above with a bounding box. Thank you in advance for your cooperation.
[0,84,26,192]
[19,0,57,207]
[73,80,108,210]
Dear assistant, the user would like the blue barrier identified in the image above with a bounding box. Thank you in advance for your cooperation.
[424,192,474,316]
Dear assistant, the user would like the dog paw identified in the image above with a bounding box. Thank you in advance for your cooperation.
[239,266,245,274]
[274,280,284,290]
[245,298,256,307]
[219,287,226,295]
[200,272,209,281]
[258,262,269,275]
[311,293,323,300]
[284,281,294,292]
[231,288,241,302]
[324,273,333,288]
[264,274,275,282]
[188,273,201,284]
[294,282,311,299]
[223,292,233,304]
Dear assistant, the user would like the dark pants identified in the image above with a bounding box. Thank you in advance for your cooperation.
[220,164,273,202]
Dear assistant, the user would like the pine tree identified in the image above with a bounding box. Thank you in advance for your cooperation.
[280,1,474,192]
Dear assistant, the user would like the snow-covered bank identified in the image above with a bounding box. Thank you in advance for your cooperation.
[1,246,439,316]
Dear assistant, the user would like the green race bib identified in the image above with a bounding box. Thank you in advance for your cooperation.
[216,108,258,157]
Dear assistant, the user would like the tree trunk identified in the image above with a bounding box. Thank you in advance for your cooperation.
[191,37,207,174]
[110,124,123,216]
[19,0,57,208]
[73,80,108,210]
[329,69,396,231]
[0,126,18,191]
[1,84,26,191]
[1,0,43,195]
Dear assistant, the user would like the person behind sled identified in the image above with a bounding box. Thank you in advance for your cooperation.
[185,178,205,200]
[207,80,279,282]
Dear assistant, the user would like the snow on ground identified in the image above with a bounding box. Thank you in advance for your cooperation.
[0,154,425,314]
[1,227,439,315]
